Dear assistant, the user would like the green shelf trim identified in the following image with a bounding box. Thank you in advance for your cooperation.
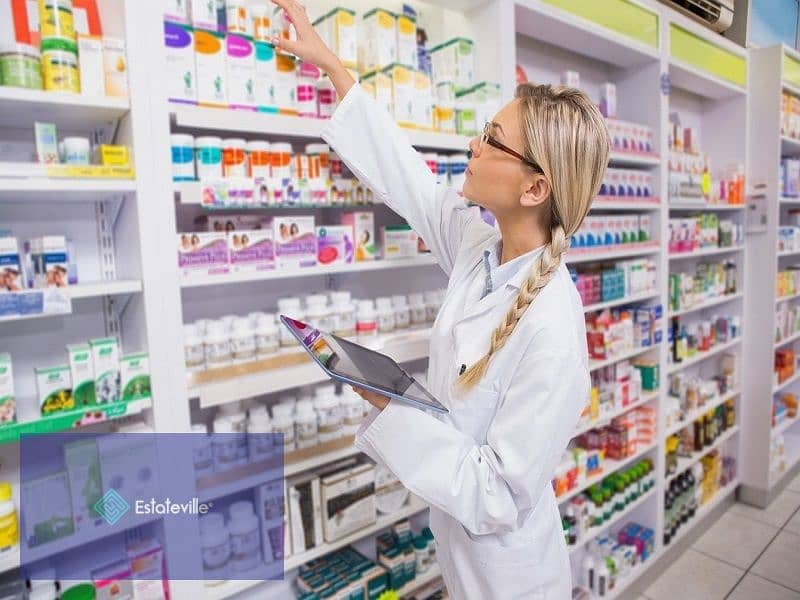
[670,24,746,88]
[784,52,800,91]
[540,0,659,49]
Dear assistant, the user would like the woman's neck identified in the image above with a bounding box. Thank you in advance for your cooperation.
[496,213,549,265]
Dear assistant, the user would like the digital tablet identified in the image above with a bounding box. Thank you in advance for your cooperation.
[280,315,448,414]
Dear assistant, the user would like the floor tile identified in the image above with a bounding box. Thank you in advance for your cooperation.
[645,549,743,600]
[692,511,779,569]
[727,574,800,600]
[785,509,800,535]
[789,471,800,493]
[729,490,800,528]
[752,531,800,592]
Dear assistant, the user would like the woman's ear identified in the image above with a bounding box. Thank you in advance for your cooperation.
[520,173,551,208]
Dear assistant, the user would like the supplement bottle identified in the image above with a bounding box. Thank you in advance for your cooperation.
[255,314,279,358]
[277,297,303,346]
[271,402,296,451]
[305,294,332,331]
[356,300,378,340]
[392,295,411,329]
[340,388,363,435]
[408,293,427,326]
[294,398,319,449]
[247,407,274,462]
[200,513,230,580]
[330,291,356,337]
[247,141,271,179]
[184,323,206,370]
[195,136,224,179]
[212,417,242,472]
[222,138,248,177]
[204,321,232,368]
[314,392,342,443]
[230,317,256,364]
[375,297,396,333]
[192,423,214,478]
[228,501,261,572]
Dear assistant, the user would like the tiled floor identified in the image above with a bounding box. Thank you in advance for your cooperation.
[642,471,800,600]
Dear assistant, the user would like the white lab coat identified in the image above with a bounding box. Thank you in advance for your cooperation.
[322,84,589,600]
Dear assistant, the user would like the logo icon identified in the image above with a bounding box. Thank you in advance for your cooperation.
[93,489,130,525]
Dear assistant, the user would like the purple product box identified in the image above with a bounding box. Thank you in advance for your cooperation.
[178,232,230,276]
[228,230,275,272]
[273,216,317,269]
[316,226,354,266]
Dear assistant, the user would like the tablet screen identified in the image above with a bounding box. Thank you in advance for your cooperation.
[281,316,444,411]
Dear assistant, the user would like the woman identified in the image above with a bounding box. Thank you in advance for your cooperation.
[270,2,609,597]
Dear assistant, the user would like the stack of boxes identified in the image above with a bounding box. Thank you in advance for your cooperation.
[571,215,653,250]
[571,258,658,306]
[585,305,663,362]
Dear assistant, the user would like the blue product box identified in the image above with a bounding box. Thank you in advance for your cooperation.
[17,291,44,315]
[0,294,19,317]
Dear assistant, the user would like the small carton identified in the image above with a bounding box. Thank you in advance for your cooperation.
[313,7,357,69]
[360,69,392,116]
[77,34,104,97]
[28,235,68,288]
[92,560,134,600]
[316,225,354,265]
[396,13,416,68]
[228,230,275,272]
[190,0,216,30]
[64,438,103,532]
[254,41,277,112]
[382,225,418,259]
[164,21,197,104]
[320,462,376,542]
[103,37,129,98]
[35,365,73,415]
[67,343,96,406]
[126,538,167,600]
[255,480,287,565]
[341,212,375,261]
[34,122,59,164]
[273,216,317,269]
[95,144,129,167]
[361,8,397,73]
[226,33,256,109]
[600,82,617,119]
[89,337,120,404]
[274,52,297,115]
[120,352,151,402]
[22,471,74,547]
[195,29,227,106]
[177,231,229,277]
[0,354,15,425]
[382,63,414,127]
[0,237,23,292]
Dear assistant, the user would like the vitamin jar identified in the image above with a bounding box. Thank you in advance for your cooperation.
[195,136,223,179]
[392,295,411,329]
[170,134,196,181]
[305,294,332,331]
[340,389,363,436]
[356,300,378,340]
[0,43,43,90]
[277,297,303,346]
[230,317,256,363]
[192,423,214,478]
[222,138,247,177]
[330,291,356,337]
[200,513,230,580]
[41,37,79,93]
[251,5,271,41]
[408,293,427,326]
[375,297,396,333]
[184,324,205,370]
[39,0,76,40]
[314,393,342,443]
[246,140,271,179]
[204,320,231,368]
[271,142,292,182]
[247,406,274,462]
[294,398,318,449]
[305,143,330,182]
[212,417,241,472]
[228,501,261,572]
[270,411,295,451]
[296,61,320,117]
[255,314,279,357]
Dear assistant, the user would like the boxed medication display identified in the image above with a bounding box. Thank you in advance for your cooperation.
[313,7,357,70]
[320,461,376,542]
[120,352,151,402]
[178,232,230,276]
[413,71,434,130]
[103,37,129,98]
[316,225,354,265]
[228,230,275,273]
[22,471,74,547]
[255,480,286,564]
[89,337,120,404]
[28,236,68,288]
[0,237,23,292]
[67,343,96,407]
[274,52,298,115]
[383,63,415,127]
[35,365,73,415]
[77,34,104,97]
[195,29,227,106]
[396,13,417,68]
[342,212,376,261]
[226,33,256,109]
[92,560,134,600]
[287,473,322,553]
[254,41,277,112]
[431,37,474,92]
[383,225,419,259]
[64,438,103,532]
[273,215,317,269]
[361,69,392,116]
[361,8,396,73]
[0,354,14,425]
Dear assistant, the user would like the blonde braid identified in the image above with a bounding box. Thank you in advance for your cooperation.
[458,225,570,389]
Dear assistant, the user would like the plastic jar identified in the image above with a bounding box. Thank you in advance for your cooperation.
[220,314,238,332]
[251,5,270,41]
[255,314,279,358]
[41,37,79,93]
[424,290,441,322]
[277,297,303,346]
[305,294,332,331]
[226,0,250,34]
[408,293,427,326]
[305,143,330,182]
[192,423,214,478]
[39,0,75,39]
[200,513,230,580]
[271,142,293,182]
[314,394,343,443]
[60,136,90,165]
[228,502,261,572]
[392,295,411,330]
[248,410,274,461]
[448,153,469,192]
[422,152,438,175]
[183,324,205,371]
[195,136,223,179]
[356,300,378,340]
[212,417,241,472]
[294,398,319,449]
[316,77,337,119]
[230,317,256,364]
[271,411,295,451]
[340,389,363,436]
[170,134,196,181]
[375,297,396,333]
[414,536,430,573]
[0,482,18,551]
[204,321,232,368]
[247,140,271,179]
[297,61,320,117]
[0,43,42,90]
[222,138,247,177]
[330,291,356,337]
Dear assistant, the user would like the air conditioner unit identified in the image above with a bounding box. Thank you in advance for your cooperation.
[658,0,734,33]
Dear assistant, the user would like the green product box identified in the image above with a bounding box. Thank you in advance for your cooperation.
[35,365,74,415]
[120,353,151,402]
[89,337,120,403]
[22,471,74,546]
[67,343,96,407]
[64,438,103,532]
[633,360,660,391]
[0,353,15,425]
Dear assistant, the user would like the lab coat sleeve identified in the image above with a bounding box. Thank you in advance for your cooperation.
[354,349,588,535]
[322,84,479,275]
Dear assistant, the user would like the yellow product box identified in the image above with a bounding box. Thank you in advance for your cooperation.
[360,69,392,117]
[382,63,415,128]
[313,7,357,69]
[95,145,129,167]
[103,37,129,98]
[361,8,396,74]
[396,14,416,68]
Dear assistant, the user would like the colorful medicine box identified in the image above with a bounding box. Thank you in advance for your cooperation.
[313,7,357,69]
[382,225,418,259]
[274,52,298,115]
[95,144,129,166]
[273,216,317,269]
[195,29,227,106]
[36,365,73,415]
[228,230,275,272]
[0,354,15,425]
[226,33,256,109]
[64,438,103,532]
[67,343,95,406]
[316,225,354,265]
[164,21,197,104]
[120,352,151,402]
[103,37,129,97]
[178,232,229,276]
[341,212,375,261]
[0,237,23,292]
[22,471,75,546]
[362,8,396,73]
[90,337,120,404]
[28,236,68,288]
[382,63,414,127]
[254,41,277,112]
[430,37,474,92]
[77,34,104,96]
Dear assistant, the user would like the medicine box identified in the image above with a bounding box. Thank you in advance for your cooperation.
[361,8,397,74]
[316,225,354,265]
[77,34,104,97]
[228,229,275,272]
[195,29,227,107]
[287,473,322,553]
[125,538,167,600]
[120,352,151,402]
[254,41,277,112]
[64,438,103,532]
[28,235,68,289]
[561,70,580,88]
[0,354,15,425]
[34,122,59,164]
[341,212,375,261]
[177,231,230,276]
[274,52,298,115]
[67,343,96,406]
[255,479,287,564]
[414,70,434,130]
[273,216,317,269]
[98,435,161,504]
[35,365,73,415]
[313,7,357,69]
[190,0,217,30]
[22,471,75,547]
[382,225,418,259]
[92,560,134,600]
[430,37,474,92]
[226,33,256,109]
[319,462,376,542]
[0,237,23,292]
[396,13,417,68]
[95,144,130,167]
[164,0,189,23]
[89,337,120,404]
[361,69,393,116]
[103,37,129,98]
[382,63,415,127]
[600,82,617,119]
[164,21,197,104]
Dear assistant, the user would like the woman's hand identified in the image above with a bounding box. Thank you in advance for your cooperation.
[352,387,390,411]
[270,0,340,73]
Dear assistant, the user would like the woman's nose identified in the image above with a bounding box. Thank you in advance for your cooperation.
[468,135,481,158]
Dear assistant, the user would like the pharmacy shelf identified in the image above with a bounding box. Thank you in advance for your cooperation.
[189,327,432,407]
[608,151,661,168]
[775,329,800,349]
[174,180,382,208]
[180,255,440,288]
[772,414,800,438]
[592,197,661,211]
[668,292,743,318]
[668,245,745,260]
[568,487,657,557]
[171,106,471,151]
[770,433,800,488]
[777,248,800,258]
[0,398,151,446]
[556,442,658,506]
[573,390,660,440]
[668,425,740,483]
[776,291,800,303]
[589,345,658,373]
[0,175,137,201]
[0,87,130,131]
[665,389,740,438]
[205,497,430,600]
[583,291,660,314]
[668,202,746,212]
[397,563,443,597]
[66,280,143,299]
[566,243,661,265]
[773,369,800,395]
[784,81,800,97]
[668,58,747,100]
[781,136,800,156]
[779,196,800,206]
[666,337,742,375]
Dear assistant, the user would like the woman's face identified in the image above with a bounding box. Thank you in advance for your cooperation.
[462,99,539,216]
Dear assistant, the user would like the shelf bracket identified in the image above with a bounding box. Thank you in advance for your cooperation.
[95,200,119,282]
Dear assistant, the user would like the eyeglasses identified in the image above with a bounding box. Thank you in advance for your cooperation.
[469,122,543,172]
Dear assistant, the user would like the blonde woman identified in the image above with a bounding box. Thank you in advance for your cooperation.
[271,2,609,597]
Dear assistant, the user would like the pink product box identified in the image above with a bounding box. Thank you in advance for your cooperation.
[316,225,354,266]
[607,120,654,154]
[228,230,275,272]
[273,216,317,269]
[178,232,230,276]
